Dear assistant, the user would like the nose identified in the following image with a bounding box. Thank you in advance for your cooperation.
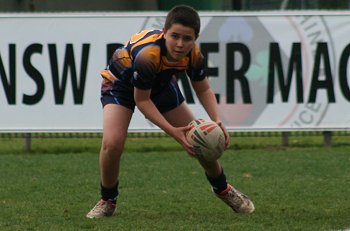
[176,38,184,47]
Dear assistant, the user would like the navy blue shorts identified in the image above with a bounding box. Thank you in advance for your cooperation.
[100,78,185,113]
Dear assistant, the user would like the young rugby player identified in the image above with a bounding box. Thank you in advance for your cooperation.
[87,5,255,218]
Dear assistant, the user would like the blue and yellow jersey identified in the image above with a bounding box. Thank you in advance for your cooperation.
[104,29,206,94]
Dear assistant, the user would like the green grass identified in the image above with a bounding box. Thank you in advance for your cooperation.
[0,136,350,230]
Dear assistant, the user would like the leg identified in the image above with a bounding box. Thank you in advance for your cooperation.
[162,102,222,177]
[100,104,133,188]
[87,104,132,219]
[163,102,254,214]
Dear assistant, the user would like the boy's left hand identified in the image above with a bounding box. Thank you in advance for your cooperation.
[215,120,230,149]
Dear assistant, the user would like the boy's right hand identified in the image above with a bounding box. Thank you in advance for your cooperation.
[170,125,196,157]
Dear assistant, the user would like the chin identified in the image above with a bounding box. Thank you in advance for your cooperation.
[172,54,185,61]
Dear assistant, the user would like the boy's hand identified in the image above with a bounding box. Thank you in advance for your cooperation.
[216,120,230,149]
[170,125,196,157]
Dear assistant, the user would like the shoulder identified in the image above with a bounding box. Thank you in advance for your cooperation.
[129,30,163,64]
[134,46,161,73]
[129,29,163,53]
[129,29,162,45]
[189,43,205,68]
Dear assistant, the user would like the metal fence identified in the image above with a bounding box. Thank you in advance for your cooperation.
[1,131,350,153]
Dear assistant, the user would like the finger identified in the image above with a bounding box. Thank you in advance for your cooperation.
[222,129,230,148]
[183,144,195,156]
[187,149,196,157]
[183,124,193,132]
[216,121,230,149]
[225,135,230,149]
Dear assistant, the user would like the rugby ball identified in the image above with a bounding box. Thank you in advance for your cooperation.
[186,119,225,161]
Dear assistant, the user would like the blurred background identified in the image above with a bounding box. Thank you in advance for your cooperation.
[1,0,350,150]
[0,0,349,12]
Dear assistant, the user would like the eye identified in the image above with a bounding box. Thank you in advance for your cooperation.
[183,36,194,42]
[171,33,180,39]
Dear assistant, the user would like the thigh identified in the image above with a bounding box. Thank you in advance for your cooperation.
[102,104,133,147]
[101,79,136,111]
[162,101,195,127]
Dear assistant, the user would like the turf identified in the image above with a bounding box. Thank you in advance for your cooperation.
[0,136,349,230]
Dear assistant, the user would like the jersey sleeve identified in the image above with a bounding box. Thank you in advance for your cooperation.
[186,44,207,81]
[131,45,160,90]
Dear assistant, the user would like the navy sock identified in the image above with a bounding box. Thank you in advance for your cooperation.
[100,181,119,203]
[205,169,228,194]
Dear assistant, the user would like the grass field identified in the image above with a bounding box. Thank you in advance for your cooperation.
[0,135,350,231]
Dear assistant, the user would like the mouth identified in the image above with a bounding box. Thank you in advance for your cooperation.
[167,50,186,61]
[173,50,184,56]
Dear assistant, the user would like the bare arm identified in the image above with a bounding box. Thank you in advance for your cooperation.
[191,78,230,148]
[134,87,195,155]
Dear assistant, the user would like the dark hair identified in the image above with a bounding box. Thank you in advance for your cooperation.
[164,5,201,38]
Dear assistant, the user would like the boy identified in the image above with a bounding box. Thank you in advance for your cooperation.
[86,5,254,218]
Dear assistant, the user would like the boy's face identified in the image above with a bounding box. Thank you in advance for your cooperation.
[163,23,196,61]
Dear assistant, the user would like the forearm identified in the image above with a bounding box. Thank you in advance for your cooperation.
[196,87,230,148]
[197,88,221,122]
[136,99,175,135]
[134,87,194,155]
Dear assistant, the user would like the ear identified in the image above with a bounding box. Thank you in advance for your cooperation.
[162,28,168,38]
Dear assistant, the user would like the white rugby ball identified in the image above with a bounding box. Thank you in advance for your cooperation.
[186,119,226,161]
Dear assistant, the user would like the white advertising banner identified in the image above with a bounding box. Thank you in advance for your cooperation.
[0,12,349,132]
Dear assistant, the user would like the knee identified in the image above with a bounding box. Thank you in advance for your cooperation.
[101,139,125,156]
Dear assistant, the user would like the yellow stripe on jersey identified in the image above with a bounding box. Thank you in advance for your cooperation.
[111,48,132,70]
[130,30,155,44]
[159,56,189,72]
[130,30,163,55]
